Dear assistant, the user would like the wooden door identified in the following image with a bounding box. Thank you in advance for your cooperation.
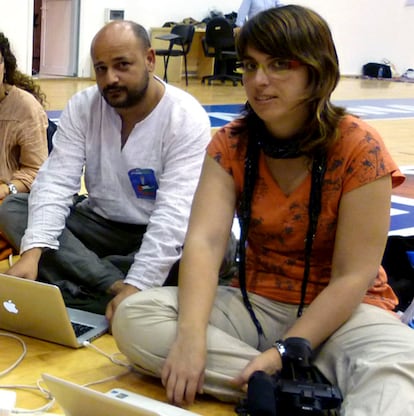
[39,0,79,76]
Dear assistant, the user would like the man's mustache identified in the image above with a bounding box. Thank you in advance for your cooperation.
[103,85,127,94]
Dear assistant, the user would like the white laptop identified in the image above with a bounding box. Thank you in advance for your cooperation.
[0,273,108,348]
[42,373,202,416]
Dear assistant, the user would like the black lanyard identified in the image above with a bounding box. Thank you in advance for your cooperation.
[238,135,327,337]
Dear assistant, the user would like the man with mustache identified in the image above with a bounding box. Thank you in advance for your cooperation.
[0,21,211,318]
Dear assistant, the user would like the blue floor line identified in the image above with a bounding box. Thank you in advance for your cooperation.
[46,98,414,236]
[47,98,414,126]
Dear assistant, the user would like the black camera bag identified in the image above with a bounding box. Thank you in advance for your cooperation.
[362,62,392,78]
[235,338,342,416]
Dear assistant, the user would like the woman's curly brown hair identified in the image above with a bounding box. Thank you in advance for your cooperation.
[1,32,46,107]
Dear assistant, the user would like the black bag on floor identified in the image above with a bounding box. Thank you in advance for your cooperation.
[382,236,414,312]
[362,62,392,78]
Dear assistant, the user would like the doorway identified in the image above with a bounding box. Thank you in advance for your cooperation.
[32,0,80,77]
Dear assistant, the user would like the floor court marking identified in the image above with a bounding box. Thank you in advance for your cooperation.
[47,100,414,236]
[48,98,414,126]
[203,98,414,127]
[390,167,414,236]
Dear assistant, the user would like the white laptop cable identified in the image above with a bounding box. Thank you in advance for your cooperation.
[6,380,55,414]
[82,340,132,368]
[0,333,55,414]
[79,341,136,388]
[0,333,26,376]
[1,315,130,412]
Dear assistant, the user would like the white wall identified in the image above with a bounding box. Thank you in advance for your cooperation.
[77,0,241,77]
[290,0,414,76]
[1,0,413,78]
[0,0,34,76]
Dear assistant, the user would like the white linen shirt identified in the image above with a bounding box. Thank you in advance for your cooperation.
[21,80,211,289]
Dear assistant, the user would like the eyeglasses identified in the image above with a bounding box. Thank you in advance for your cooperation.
[235,58,301,78]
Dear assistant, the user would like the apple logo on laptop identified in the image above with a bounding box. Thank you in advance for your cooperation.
[3,300,19,314]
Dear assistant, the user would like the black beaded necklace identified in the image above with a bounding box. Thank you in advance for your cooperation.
[258,128,305,159]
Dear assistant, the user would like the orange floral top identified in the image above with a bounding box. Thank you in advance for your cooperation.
[207,115,405,311]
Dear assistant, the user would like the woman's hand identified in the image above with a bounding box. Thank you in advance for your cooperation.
[0,184,10,200]
[161,333,207,406]
[232,347,282,392]
[0,181,27,200]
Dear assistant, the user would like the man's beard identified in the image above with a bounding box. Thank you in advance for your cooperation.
[102,73,149,109]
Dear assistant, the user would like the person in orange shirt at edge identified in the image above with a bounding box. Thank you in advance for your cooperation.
[111,5,414,415]
[0,32,48,260]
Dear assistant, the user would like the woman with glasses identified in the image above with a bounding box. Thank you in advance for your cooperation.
[112,6,414,414]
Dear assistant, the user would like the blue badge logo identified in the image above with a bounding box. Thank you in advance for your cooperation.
[128,168,158,200]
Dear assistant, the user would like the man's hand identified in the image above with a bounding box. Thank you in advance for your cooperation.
[105,282,139,323]
[5,248,43,281]
[107,279,127,296]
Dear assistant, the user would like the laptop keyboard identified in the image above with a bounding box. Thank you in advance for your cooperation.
[71,321,94,337]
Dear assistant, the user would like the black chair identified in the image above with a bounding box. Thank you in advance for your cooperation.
[47,118,57,154]
[155,24,195,86]
[201,17,242,86]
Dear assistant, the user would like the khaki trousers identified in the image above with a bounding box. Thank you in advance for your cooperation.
[113,286,414,415]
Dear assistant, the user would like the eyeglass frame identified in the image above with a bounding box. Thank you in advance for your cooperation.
[235,58,302,78]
